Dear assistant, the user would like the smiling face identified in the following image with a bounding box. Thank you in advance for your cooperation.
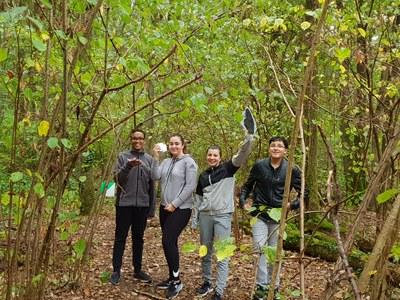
[169,135,185,158]
[130,131,145,151]
[268,140,287,159]
[206,148,221,167]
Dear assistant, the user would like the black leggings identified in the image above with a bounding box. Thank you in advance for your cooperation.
[112,206,149,273]
[159,206,191,281]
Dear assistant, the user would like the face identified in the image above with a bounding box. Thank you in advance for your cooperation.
[169,136,184,158]
[130,131,145,151]
[206,149,221,167]
[268,140,287,159]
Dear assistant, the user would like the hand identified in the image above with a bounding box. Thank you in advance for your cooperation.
[153,144,161,159]
[164,203,176,212]
[128,158,141,167]
[242,203,251,210]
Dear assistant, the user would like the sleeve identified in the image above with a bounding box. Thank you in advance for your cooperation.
[171,160,198,208]
[151,159,162,181]
[239,163,258,207]
[232,134,254,167]
[191,193,202,229]
[148,177,157,217]
[114,153,132,189]
[290,165,309,210]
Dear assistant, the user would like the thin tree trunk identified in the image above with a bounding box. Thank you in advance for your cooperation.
[358,194,400,298]
[267,1,332,299]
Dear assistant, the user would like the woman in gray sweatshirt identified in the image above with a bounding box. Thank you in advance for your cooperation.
[151,134,198,299]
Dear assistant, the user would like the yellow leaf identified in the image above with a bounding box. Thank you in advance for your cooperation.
[340,65,346,73]
[41,33,50,41]
[358,27,366,38]
[199,245,208,257]
[35,61,43,73]
[260,17,267,27]
[38,120,50,137]
[250,216,258,227]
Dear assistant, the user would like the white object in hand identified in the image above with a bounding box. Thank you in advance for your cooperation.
[157,143,167,152]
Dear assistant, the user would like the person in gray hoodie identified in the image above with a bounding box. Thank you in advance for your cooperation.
[151,134,198,299]
[109,129,156,285]
[191,130,253,300]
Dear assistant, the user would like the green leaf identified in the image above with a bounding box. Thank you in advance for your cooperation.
[32,38,47,52]
[60,231,68,241]
[47,137,59,149]
[68,223,78,234]
[246,206,257,212]
[10,172,24,182]
[55,30,67,40]
[0,48,8,62]
[61,138,72,149]
[336,47,351,63]
[182,242,197,254]
[100,271,110,284]
[263,245,277,264]
[0,6,27,20]
[73,239,87,259]
[78,36,88,45]
[38,0,52,8]
[34,182,45,198]
[215,244,236,261]
[1,193,10,205]
[27,16,44,30]
[300,21,311,30]
[86,0,98,5]
[268,208,282,222]
[79,176,87,183]
[81,72,92,85]
[377,189,400,204]
[31,274,44,286]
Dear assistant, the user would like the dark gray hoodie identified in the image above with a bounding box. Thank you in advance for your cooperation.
[114,149,156,216]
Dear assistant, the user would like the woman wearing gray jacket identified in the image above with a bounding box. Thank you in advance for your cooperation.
[151,134,198,299]
[191,131,253,300]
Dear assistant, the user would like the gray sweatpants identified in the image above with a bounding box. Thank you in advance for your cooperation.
[199,213,232,296]
[252,218,281,288]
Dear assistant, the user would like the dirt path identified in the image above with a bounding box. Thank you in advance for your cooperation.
[47,207,333,299]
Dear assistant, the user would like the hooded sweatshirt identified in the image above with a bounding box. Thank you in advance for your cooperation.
[114,149,156,216]
[151,154,198,209]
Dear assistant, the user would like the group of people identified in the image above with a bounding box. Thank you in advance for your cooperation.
[109,127,307,300]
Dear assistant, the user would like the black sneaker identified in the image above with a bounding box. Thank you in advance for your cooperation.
[134,271,152,283]
[109,272,120,285]
[156,279,171,290]
[253,284,267,300]
[274,288,281,300]
[196,281,213,297]
[210,292,222,300]
[166,281,183,299]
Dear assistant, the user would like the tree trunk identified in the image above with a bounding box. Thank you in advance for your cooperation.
[358,194,400,299]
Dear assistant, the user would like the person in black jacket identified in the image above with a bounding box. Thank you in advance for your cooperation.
[109,128,156,285]
[239,136,308,300]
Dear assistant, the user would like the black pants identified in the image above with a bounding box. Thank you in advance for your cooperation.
[159,206,191,281]
[112,206,149,274]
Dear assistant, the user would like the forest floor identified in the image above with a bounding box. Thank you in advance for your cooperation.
[46,201,344,300]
